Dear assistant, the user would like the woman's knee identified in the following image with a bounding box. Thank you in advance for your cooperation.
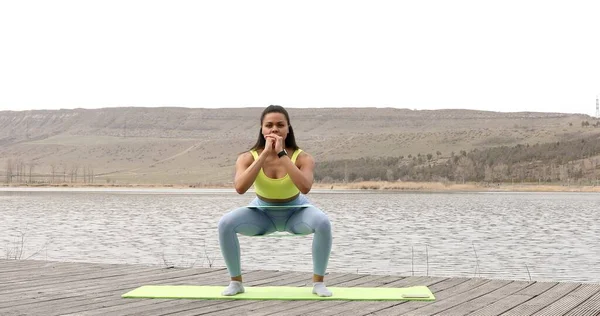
[218,212,236,233]
[313,213,332,233]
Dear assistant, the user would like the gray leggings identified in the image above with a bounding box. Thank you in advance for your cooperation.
[218,194,332,277]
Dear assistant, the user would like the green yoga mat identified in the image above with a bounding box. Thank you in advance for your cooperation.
[122,285,435,301]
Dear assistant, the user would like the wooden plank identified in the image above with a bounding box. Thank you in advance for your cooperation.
[212,273,407,316]
[0,262,161,288]
[1,260,600,316]
[0,262,149,286]
[372,277,493,315]
[0,267,227,309]
[113,272,366,316]
[532,284,600,316]
[1,264,117,284]
[516,281,560,296]
[104,271,316,316]
[468,281,558,316]
[500,282,581,316]
[0,267,229,314]
[240,274,403,316]
[0,266,161,304]
[55,268,244,316]
[39,269,269,316]
[299,276,454,316]
[410,279,511,315]
[207,272,382,316]
[315,277,471,316]
[24,268,261,316]
[231,277,432,315]
[342,277,472,315]
[55,269,290,315]
[437,280,533,316]
[4,267,223,299]
[0,265,168,295]
[362,277,480,316]
[83,270,313,316]
[564,289,600,316]
[395,279,512,315]
[143,273,379,316]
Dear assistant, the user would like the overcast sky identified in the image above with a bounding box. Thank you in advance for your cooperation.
[1,1,599,115]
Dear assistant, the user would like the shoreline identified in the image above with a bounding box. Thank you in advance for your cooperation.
[1,181,599,192]
[314,181,600,192]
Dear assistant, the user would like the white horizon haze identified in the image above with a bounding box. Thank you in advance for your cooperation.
[1,1,599,116]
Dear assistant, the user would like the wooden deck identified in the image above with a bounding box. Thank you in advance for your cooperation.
[1,260,599,315]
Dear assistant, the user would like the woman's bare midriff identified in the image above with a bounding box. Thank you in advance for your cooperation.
[257,193,300,203]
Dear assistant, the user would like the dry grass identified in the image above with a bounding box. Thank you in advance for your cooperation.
[313,181,600,192]
[0,182,231,189]
[4,180,600,192]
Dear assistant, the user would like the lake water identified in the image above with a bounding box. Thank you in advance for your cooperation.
[1,188,599,283]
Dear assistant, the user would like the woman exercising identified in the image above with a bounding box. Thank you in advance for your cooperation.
[218,105,333,297]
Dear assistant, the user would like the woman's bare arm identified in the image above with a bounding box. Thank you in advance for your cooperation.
[233,152,265,194]
[280,152,314,194]
[234,136,276,194]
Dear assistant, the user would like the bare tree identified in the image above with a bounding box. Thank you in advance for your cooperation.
[14,159,21,182]
[50,163,56,183]
[18,159,26,183]
[82,165,94,183]
[385,168,395,181]
[454,156,475,183]
[5,159,13,183]
[27,161,35,183]
[484,165,493,182]
[592,158,598,185]
[70,165,79,183]
[559,164,569,183]
[88,166,94,183]
[492,163,508,182]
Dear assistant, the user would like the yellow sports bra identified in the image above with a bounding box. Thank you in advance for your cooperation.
[250,149,303,199]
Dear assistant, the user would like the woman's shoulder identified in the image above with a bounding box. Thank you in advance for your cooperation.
[295,148,307,156]
[237,151,254,162]
[295,149,314,162]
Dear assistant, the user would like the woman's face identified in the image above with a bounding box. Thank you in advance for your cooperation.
[261,112,289,139]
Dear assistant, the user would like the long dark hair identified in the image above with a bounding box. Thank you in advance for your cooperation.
[250,105,299,151]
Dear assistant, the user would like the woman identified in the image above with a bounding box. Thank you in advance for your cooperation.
[218,105,333,297]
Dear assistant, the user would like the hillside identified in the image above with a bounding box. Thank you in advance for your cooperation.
[1,107,599,185]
